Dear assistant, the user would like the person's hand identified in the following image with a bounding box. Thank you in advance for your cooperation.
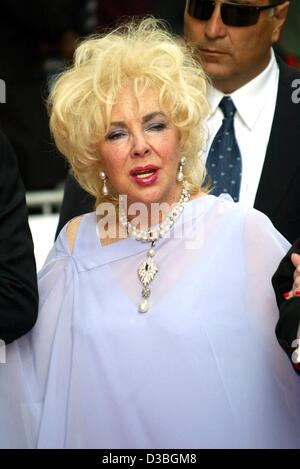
[283,253,300,370]
[284,253,300,299]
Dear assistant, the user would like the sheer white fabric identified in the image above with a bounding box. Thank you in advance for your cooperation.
[0,194,299,449]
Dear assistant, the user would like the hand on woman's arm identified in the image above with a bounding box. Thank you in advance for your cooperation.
[284,253,300,299]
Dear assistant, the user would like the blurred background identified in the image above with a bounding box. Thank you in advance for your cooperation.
[0,0,299,270]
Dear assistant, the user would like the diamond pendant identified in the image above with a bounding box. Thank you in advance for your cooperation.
[138,257,158,286]
[119,182,191,313]
[137,240,158,313]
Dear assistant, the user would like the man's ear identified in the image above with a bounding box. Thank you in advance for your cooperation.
[271,1,290,44]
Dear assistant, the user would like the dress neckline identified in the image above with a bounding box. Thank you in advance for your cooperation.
[67,194,225,271]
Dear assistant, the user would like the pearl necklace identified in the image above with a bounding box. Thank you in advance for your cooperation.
[120,182,190,313]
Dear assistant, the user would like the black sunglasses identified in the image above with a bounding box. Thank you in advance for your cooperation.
[186,0,283,27]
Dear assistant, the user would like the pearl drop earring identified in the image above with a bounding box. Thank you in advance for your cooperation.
[99,171,109,196]
[177,156,186,182]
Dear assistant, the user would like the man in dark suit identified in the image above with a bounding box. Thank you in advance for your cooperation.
[184,0,300,369]
[56,0,300,245]
[272,240,300,370]
[184,0,300,244]
[0,130,38,344]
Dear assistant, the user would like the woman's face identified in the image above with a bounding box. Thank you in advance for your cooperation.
[98,86,182,208]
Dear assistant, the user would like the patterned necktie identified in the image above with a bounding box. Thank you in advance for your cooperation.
[206,96,242,202]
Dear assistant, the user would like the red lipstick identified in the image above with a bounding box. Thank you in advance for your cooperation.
[130,165,159,187]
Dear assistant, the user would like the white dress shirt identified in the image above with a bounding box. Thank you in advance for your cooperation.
[203,49,279,207]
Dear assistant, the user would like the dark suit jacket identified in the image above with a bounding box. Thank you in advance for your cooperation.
[0,130,38,343]
[55,58,300,242]
[272,238,300,367]
[254,58,300,244]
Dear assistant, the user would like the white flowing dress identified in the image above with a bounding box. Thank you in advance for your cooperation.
[0,194,300,449]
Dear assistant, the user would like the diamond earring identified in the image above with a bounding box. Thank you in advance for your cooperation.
[177,156,186,182]
[99,171,109,196]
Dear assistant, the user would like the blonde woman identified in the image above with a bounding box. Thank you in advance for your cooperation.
[0,19,299,449]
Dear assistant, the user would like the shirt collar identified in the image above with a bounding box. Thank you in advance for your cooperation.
[207,49,279,130]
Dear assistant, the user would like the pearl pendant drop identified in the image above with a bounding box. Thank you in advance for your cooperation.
[102,183,109,196]
[139,299,149,313]
[177,170,184,182]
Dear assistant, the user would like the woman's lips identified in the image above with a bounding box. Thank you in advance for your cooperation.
[130,167,159,186]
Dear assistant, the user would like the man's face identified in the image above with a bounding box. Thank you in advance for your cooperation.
[184,0,289,93]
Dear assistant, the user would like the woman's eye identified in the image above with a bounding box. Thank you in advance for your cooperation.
[106,131,127,141]
[146,122,167,132]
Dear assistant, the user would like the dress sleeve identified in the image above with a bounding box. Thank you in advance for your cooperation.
[243,209,299,375]
[243,208,290,335]
[0,230,75,448]
[242,210,300,427]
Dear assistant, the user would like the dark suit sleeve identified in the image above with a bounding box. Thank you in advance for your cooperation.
[272,239,300,370]
[0,130,38,344]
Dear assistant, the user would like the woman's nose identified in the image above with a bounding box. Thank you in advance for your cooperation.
[131,134,151,158]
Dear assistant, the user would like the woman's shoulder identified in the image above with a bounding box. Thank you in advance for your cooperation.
[56,211,97,256]
[207,194,273,224]
[201,194,288,241]
[66,216,82,254]
[214,196,290,248]
[38,211,97,279]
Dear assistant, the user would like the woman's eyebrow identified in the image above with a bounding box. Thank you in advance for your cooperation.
[110,112,167,127]
[143,112,166,124]
[109,121,126,128]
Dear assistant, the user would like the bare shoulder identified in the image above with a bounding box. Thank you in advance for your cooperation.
[66,216,82,254]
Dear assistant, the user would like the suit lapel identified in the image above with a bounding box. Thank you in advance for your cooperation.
[254,59,300,218]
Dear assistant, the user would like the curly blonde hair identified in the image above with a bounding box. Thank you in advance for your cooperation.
[49,17,209,206]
